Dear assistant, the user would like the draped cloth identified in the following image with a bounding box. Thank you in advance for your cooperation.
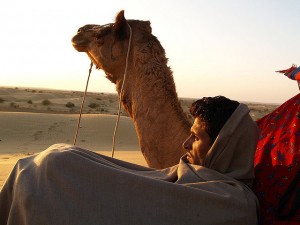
[253,93,300,224]
[0,104,259,225]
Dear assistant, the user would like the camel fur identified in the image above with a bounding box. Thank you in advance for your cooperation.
[72,10,191,168]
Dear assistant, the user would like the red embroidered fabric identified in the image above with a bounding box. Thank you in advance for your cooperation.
[253,93,300,224]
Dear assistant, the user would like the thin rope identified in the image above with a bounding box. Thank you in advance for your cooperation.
[111,23,133,158]
[73,61,93,145]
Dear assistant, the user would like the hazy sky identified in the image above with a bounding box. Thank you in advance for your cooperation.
[0,0,299,103]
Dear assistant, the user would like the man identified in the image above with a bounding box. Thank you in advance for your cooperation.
[0,96,259,225]
[183,96,239,166]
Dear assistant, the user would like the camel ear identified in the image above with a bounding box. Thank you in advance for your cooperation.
[113,10,129,40]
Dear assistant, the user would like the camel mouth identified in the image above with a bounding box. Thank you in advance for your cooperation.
[71,36,90,52]
[72,43,89,52]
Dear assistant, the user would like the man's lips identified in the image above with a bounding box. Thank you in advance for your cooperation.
[186,152,193,163]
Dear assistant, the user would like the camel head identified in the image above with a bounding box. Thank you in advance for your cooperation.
[72,10,151,84]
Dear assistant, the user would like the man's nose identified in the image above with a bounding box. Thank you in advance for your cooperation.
[183,136,192,150]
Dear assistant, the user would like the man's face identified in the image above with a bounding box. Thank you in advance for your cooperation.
[183,118,212,165]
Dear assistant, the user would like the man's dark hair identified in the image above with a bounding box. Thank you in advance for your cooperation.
[190,96,239,143]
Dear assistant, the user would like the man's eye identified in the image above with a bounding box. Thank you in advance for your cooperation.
[192,134,199,141]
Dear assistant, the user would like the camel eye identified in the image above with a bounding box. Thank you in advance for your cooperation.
[96,36,104,44]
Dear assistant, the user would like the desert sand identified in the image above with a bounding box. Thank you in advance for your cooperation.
[0,111,147,190]
[0,86,278,189]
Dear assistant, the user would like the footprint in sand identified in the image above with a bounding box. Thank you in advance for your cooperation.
[48,122,66,133]
[1,157,9,160]
[33,130,43,141]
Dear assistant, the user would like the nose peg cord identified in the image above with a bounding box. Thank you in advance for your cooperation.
[73,22,133,159]
[111,23,133,158]
[73,61,93,146]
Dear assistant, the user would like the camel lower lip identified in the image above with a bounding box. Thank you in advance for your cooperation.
[72,43,88,52]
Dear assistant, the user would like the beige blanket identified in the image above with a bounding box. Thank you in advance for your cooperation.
[0,104,259,225]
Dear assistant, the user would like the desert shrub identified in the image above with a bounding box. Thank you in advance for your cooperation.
[98,108,105,112]
[66,102,75,108]
[88,102,99,109]
[27,100,33,104]
[10,102,19,108]
[32,90,36,93]
[0,98,4,103]
[42,99,51,106]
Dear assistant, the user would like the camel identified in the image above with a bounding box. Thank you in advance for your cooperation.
[72,10,191,169]
[71,11,300,224]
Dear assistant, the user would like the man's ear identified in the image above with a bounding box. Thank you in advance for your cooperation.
[113,10,129,40]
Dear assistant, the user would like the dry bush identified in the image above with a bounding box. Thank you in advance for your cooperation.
[42,99,51,106]
[10,102,19,108]
[66,102,75,108]
[88,102,99,109]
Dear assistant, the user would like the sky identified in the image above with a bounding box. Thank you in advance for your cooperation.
[0,0,299,104]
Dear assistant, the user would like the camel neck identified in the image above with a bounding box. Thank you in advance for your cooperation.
[115,66,191,168]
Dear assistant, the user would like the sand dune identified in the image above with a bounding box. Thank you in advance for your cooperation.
[0,111,146,189]
[0,86,278,189]
[0,112,140,153]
